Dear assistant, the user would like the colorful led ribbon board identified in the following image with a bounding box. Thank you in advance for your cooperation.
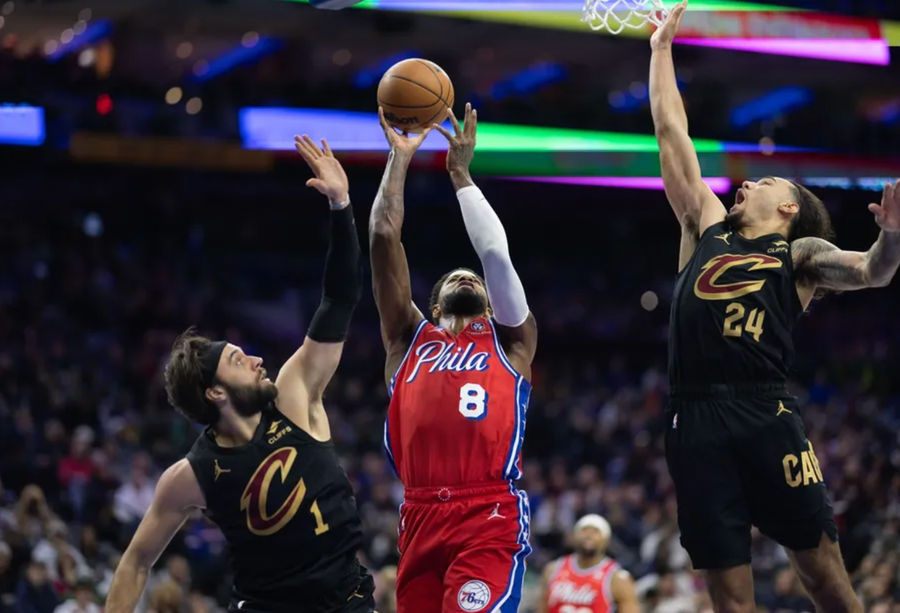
[285,0,894,65]
[240,107,733,153]
[294,1,789,11]
[677,38,889,65]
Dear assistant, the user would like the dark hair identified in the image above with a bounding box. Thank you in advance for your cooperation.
[163,328,221,425]
[789,182,836,243]
[789,182,838,299]
[428,268,486,323]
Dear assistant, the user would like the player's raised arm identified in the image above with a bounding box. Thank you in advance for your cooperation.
[793,180,900,302]
[650,1,726,239]
[106,460,203,612]
[433,104,537,378]
[275,135,362,439]
[369,109,429,376]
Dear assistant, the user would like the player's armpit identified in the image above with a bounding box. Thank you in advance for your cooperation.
[274,339,343,440]
[678,217,700,273]
[610,569,640,613]
[106,460,201,612]
[495,312,537,381]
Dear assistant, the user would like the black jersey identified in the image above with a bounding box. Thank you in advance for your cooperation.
[669,222,803,387]
[186,405,368,612]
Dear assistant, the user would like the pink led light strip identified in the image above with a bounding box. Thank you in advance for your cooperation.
[677,38,890,66]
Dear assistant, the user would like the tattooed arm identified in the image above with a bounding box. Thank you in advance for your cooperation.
[793,180,900,307]
[369,109,430,386]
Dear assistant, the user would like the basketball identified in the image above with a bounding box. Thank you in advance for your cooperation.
[377,58,455,133]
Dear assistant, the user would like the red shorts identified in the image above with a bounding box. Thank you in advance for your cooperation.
[396,482,531,613]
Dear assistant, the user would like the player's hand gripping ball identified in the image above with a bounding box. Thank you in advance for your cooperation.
[377,58,455,134]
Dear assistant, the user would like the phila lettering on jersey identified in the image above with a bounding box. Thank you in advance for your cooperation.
[384,317,531,488]
[546,555,620,613]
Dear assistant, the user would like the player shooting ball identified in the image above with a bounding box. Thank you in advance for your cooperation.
[370,102,538,613]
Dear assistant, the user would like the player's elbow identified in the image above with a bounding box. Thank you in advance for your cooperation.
[662,185,701,225]
[476,244,510,267]
[369,218,401,243]
[653,117,685,140]
[653,119,674,137]
[868,273,892,288]
[121,543,154,574]
[862,260,894,288]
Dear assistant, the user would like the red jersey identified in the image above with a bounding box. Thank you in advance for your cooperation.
[546,555,620,613]
[384,317,530,488]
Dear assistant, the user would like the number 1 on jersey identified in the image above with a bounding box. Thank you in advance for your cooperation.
[310,499,329,536]
[458,383,488,420]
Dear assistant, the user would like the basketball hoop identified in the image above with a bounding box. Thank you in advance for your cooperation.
[582,0,669,35]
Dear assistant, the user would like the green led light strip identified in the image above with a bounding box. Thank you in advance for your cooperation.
[473,122,724,152]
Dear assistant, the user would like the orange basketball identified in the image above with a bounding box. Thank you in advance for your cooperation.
[377,58,455,134]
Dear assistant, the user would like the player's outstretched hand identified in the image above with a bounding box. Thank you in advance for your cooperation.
[378,107,432,158]
[294,135,349,205]
[650,0,687,51]
[869,179,900,232]
[433,102,477,178]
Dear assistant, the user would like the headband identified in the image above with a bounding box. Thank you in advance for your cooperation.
[200,340,227,389]
[574,514,611,539]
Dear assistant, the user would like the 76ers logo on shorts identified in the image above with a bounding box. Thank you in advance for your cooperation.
[458,580,491,611]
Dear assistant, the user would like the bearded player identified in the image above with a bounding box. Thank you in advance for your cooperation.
[651,3,900,613]
[106,136,375,613]
[370,103,537,613]
[538,515,639,613]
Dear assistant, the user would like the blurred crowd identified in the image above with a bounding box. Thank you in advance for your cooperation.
[2,167,900,613]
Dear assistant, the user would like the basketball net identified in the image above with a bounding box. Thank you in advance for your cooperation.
[582,0,668,35]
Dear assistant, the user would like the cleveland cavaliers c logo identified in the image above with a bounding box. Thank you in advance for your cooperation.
[240,447,306,536]
[693,254,783,301]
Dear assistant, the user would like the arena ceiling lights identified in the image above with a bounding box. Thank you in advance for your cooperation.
[287,0,894,65]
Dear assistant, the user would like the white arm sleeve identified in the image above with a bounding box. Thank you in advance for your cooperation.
[456,185,530,327]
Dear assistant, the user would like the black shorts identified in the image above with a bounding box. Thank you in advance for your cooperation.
[665,384,837,570]
[228,568,377,613]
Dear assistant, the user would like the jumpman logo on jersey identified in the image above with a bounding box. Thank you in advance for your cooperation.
[267,420,282,435]
[487,503,506,520]
[776,401,793,417]
[714,232,732,245]
[213,459,231,482]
